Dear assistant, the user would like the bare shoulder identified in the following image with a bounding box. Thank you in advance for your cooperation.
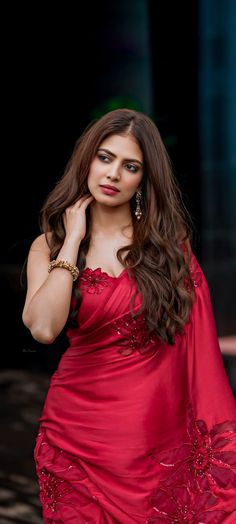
[30,232,52,253]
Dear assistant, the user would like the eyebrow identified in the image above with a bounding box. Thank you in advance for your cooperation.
[97,148,143,167]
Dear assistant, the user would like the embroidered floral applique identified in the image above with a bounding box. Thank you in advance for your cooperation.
[79,267,111,294]
[147,484,227,523]
[149,405,236,521]
[112,312,158,356]
[34,427,94,521]
[151,406,236,493]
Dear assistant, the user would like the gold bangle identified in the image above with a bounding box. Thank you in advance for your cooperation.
[48,259,80,281]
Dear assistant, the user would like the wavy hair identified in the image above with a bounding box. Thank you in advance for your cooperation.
[40,108,194,344]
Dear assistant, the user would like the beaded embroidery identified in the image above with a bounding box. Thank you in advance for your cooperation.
[39,467,73,513]
[112,312,158,356]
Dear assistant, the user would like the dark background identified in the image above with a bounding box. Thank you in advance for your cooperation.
[0,2,235,521]
[2,1,202,374]
[2,0,235,375]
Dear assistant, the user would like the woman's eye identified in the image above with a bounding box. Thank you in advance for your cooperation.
[98,154,109,162]
[126,163,138,172]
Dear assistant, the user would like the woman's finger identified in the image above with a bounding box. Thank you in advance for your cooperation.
[80,195,94,207]
[73,194,93,208]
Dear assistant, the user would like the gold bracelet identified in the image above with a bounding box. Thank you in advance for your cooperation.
[48,260,80,281]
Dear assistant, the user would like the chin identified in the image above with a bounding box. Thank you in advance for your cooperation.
[99,198,119,205]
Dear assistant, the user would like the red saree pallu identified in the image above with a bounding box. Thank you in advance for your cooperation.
[34,251,236,523]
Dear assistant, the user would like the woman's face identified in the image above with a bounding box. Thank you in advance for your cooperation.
[87,134,144,205]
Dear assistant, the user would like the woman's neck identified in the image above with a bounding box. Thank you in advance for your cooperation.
[89,201,133,237]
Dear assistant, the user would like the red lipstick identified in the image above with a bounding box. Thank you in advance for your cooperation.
[100,185,120,195]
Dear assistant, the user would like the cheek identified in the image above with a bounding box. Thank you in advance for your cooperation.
[87,164,102,186]
[123,176,142,192]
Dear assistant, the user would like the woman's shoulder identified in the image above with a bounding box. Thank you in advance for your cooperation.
[30,232,52,253]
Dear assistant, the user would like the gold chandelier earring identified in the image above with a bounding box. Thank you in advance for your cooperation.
[135,189,142,221]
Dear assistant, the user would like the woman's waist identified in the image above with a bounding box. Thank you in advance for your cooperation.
[57,337,161,375]
[44,348,163,421]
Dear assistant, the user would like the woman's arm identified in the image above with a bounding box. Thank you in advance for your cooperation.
[22,194,94,344]
[22,233,81,344]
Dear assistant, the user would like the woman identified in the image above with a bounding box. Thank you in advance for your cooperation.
[22,109,236,523]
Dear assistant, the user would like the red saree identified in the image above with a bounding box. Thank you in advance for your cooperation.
[34,251,236,523]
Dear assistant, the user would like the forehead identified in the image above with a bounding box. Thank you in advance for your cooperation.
[98,134,143,160]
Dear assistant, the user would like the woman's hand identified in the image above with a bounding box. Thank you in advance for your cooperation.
[63,194,94,242]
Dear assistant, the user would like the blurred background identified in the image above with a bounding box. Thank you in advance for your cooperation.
[1,1,235,522]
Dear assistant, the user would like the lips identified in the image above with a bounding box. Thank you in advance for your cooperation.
[100,185,120,192]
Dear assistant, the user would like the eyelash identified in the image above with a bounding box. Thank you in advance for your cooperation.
[98,154,139,173]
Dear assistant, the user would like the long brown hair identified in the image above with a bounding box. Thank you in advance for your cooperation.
[40,108,194,344]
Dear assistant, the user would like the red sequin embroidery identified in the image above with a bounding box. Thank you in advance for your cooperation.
[112,312,158,356]
[39,467,73,513]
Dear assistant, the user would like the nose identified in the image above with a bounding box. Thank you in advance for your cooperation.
[106,162,121,181]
